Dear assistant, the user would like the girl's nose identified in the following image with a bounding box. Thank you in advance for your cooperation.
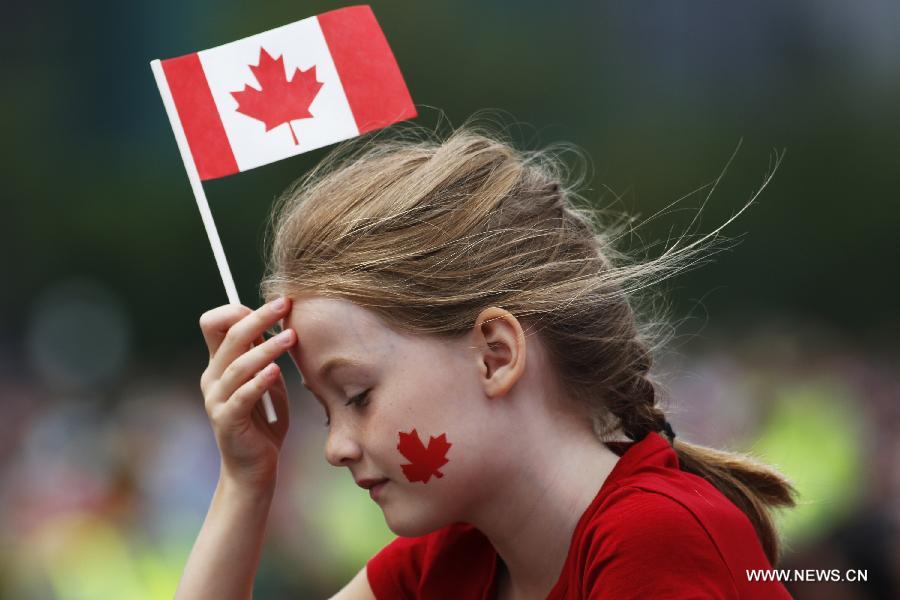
[324,420,363,467]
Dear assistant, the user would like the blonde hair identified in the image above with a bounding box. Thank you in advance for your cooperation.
[260,116,797,564]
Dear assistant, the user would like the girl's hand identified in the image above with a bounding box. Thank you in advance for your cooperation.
[198,297,295,490]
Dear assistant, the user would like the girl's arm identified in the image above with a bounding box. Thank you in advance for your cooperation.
[176,475,378,600]
[178,300,293,599]
[184,299,377,599]
[174,475,276,600]
[329,566,377,600]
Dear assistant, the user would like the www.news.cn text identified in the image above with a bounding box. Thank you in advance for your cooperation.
[746,569,868,583]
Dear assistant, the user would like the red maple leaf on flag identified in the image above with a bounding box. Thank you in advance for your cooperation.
[230,47,323,145]
[397,429,452,484]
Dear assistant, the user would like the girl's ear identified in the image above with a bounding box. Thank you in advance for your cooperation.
[472,307,527,399]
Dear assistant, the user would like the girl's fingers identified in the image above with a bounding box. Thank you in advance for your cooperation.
[207,297,292,379]
[215,362,281,423]
[209,327,296,405]
[199,304,253,358]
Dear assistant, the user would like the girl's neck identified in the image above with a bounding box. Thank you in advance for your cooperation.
[468,421,624,599]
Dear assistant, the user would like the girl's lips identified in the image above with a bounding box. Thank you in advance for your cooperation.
[356,477,388,490]
[369,480,388,501]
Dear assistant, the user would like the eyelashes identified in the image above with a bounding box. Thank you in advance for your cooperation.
[323,389,371,427]
[348,389,371,407]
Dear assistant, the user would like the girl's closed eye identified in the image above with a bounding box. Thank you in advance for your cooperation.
[346,389,371,408]
[324,389,371,427]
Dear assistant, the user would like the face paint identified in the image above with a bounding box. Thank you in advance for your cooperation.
[397,428,452,483]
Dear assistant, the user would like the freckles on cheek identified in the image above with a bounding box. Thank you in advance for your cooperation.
[396,428,452,484]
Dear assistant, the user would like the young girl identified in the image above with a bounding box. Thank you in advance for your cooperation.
[178,122,797,599]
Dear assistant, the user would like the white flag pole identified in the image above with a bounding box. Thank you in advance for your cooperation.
[150,59,278,424]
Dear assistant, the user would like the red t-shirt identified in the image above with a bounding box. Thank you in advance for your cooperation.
[366,431,792,599]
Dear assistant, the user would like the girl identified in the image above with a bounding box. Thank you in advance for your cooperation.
[178,121,797,599]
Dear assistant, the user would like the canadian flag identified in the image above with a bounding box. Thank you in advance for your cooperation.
[154,5,416,180]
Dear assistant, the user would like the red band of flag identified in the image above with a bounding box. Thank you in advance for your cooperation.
[161,54,239,180]
[319,5,417,134]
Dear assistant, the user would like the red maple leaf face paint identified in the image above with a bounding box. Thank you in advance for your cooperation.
[397,429,452,483]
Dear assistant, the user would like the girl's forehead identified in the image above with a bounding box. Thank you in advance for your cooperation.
[285,300,395,360]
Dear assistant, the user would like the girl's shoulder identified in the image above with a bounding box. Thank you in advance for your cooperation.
[589,431,764,562]
[593,465,763,563]
[554,432,790,598]
[586,481,740,558]
[570,480,789,599]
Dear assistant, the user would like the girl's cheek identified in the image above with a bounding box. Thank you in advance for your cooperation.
[396,428,452,483]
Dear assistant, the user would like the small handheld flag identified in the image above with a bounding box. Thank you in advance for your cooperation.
[150,5,416,422]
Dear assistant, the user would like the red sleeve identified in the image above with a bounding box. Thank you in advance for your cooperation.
[583,487,740,599]
[365,535,426,600]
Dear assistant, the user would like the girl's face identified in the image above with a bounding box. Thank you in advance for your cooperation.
[284,296,514,537]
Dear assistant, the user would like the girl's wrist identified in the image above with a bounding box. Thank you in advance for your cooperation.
[218,468,278,503]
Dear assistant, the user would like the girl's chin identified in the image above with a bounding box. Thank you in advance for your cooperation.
[382,503,450,538]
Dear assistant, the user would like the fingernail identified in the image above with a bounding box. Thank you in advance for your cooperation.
[276,329,294,346]
[271,297,286,311]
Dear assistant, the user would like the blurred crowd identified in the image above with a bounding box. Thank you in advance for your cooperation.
[0,279,896,598]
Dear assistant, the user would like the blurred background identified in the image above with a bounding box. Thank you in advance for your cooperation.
[1,0,898,598]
